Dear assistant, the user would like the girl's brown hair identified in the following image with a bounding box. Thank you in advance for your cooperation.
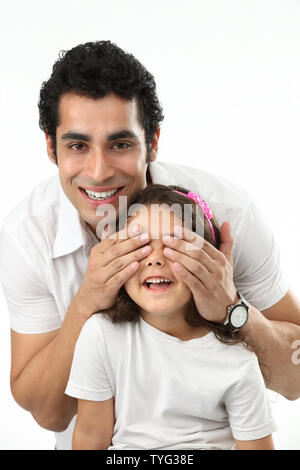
[105,184,270,384]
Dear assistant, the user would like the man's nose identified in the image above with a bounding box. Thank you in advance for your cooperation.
[85,148,115,181]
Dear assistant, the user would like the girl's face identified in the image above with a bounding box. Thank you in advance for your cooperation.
[124,204,192,319]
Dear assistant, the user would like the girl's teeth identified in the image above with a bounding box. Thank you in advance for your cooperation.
[145,278,172,290]
[84,188,118,200]
[146,278,171,284]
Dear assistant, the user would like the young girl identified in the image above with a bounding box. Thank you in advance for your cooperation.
[65,184,277,450]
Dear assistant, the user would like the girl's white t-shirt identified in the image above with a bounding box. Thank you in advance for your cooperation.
[65,313,277,450]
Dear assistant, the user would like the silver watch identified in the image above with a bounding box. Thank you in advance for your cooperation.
[224,291,249,330]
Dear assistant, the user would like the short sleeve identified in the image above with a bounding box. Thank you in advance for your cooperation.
[65,316,113,401]
[233,202,289,311]
[225,354,277,441]
[0,229,61,334]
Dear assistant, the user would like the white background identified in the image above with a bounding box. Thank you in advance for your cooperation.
[0,0,300,449]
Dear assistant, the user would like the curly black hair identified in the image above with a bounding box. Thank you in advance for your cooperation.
[38,40,164,161]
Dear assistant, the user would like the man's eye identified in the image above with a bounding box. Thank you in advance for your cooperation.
[112,142,131,150]
[69,143,86,152]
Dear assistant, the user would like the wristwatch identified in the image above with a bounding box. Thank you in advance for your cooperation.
[223,291,249,330]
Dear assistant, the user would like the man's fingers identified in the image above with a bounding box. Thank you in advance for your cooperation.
[99,233,150,267]
[173,225,201,246]
[163,236,215,272]
[93,224,150,261]
[101,244,152,282]
[164,249,211,288]
[107,260,140,291]
[172,262,205,295]
[108,223,143,241]
[101,223,143,242]
[219,221,234,265]
[174,224,227,261]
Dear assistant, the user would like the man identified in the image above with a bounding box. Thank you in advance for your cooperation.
[0,40,299,450]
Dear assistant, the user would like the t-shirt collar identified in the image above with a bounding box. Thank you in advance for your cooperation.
[148,161,178,186]
[52,182,98,259]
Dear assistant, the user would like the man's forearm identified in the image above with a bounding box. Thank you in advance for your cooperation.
[11,300,90,432]
[241,305,300,400]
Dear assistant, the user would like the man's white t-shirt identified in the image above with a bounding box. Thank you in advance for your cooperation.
[0,161,289,449]
[65,313,277,450]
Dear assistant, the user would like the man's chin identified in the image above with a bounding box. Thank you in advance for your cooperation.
[77,188,139,236]
[77,209,102,233]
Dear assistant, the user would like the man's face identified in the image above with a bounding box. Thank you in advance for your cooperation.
[46,92,158,233]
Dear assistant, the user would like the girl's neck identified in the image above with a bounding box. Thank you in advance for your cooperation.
[140,309,209,341]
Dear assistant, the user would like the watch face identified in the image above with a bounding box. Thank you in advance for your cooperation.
[230,305,248,328]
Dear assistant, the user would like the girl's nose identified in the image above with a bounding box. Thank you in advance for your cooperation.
[146,247,165,267]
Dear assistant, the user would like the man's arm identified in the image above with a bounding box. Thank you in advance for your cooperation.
[10,228,152,431]
[10,301,87,432]
[242,288,300,400]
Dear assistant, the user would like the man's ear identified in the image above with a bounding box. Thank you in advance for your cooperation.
[45,132,57,165]
[149,127,160,163]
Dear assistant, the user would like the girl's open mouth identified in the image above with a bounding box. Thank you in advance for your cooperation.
[143,277,174,292]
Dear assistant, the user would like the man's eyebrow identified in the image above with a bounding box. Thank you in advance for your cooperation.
[107,130,138,141]
[61,132,91,142]
[60,130,138,142]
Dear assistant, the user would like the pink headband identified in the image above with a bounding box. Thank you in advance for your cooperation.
[174,191,216,245]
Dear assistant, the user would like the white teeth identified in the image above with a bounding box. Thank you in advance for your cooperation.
[145,277,171,284]
[84,188,118,200]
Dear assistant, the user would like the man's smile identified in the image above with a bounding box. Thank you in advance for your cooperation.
[78,186,125,206]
